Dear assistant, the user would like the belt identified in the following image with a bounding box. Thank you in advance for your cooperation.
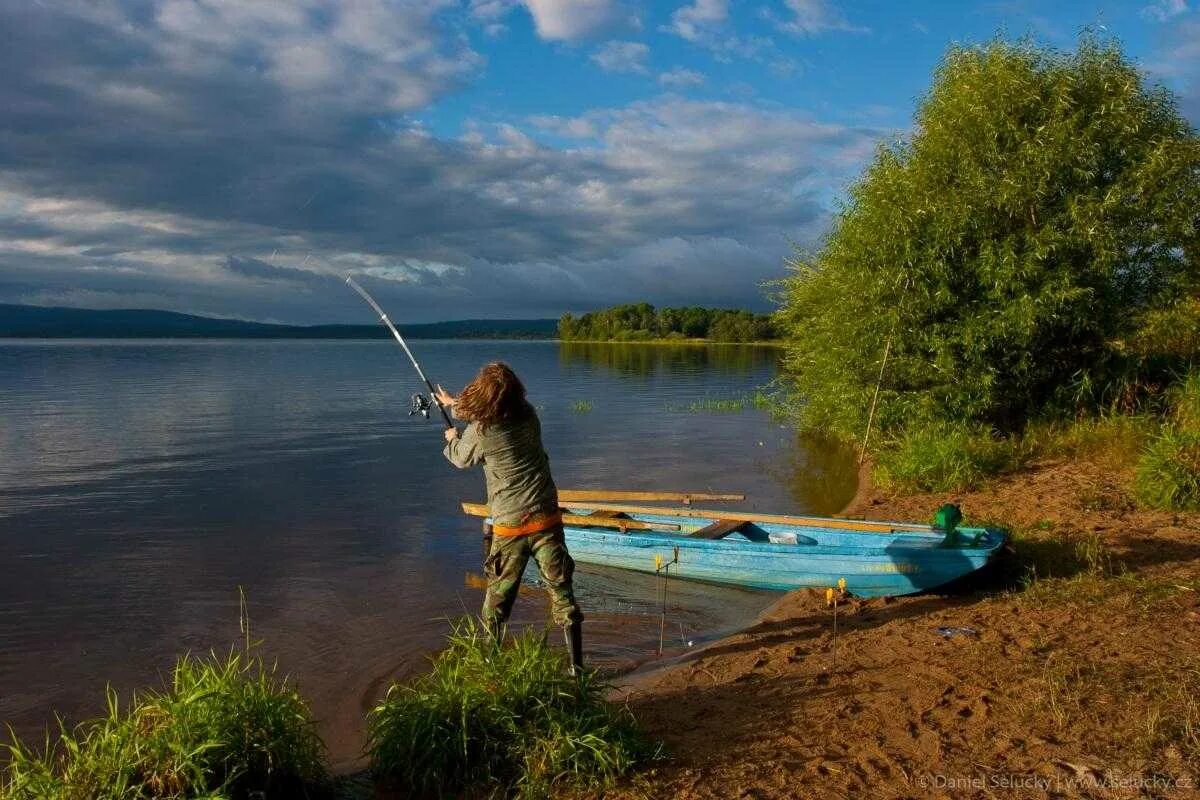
[491,510,562,537]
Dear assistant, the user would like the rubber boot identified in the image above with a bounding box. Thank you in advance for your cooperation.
[564,621,584,677]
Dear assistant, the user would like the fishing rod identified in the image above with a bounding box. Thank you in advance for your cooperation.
[345,275,454,429]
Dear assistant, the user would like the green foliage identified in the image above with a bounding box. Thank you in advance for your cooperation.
[1,651,327,800]
[1167,370,1200,430]
[1133,371,1200,510]
[560,303,777,342]
[874,422,1019,492]
[1136,427,1200,511]
[1021,413,1155,467]
[569,399,594,413]
[366,619,655,798]
[778,34,1200,443]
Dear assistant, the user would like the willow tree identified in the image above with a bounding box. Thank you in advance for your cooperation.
[778,36,1200,442]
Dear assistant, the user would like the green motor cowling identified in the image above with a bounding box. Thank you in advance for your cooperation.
[934,503,963,545]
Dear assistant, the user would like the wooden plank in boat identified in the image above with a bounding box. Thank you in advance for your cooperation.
[459,502,680,532]
[557,489,744,504]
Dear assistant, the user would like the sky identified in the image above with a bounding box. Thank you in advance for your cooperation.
[1,1,1198,324]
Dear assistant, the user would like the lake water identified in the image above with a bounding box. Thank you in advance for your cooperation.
[0,339,856,766]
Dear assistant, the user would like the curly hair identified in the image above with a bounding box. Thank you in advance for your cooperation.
[454,362,533,431]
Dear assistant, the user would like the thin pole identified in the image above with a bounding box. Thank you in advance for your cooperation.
[859,325,894,465]
[346,275,453,429]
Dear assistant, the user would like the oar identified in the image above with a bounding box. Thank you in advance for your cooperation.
[556,489,744,504]
[556,501,933,534]
[460,502,680,532]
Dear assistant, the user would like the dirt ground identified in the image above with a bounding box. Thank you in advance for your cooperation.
[604,454,1200,799]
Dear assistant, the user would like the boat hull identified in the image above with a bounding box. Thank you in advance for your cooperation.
[561,512,1007,597]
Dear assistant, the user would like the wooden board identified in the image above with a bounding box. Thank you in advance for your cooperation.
[557,489,745,504]
[689,519,748,539]
[558,501,932,534]
[459,502,680,532]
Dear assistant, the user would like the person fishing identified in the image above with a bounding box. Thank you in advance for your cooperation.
[434,363,584,675]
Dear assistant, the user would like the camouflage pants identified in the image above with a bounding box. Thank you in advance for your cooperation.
[482,524,583,632]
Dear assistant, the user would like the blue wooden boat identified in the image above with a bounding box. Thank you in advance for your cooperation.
[559,506,1007,597]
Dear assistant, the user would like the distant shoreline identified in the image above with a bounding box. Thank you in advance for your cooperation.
[0,336,786,345]
[0,303,557,340]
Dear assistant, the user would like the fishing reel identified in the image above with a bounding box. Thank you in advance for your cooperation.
[409,392,433,419]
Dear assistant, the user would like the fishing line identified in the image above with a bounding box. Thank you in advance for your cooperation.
[859,276,912,464]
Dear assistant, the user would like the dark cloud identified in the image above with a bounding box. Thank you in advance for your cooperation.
[0,1,888,322]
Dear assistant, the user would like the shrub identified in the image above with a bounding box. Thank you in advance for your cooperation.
[366,619,655,798]
[874,422,1018,492]
[1,650,328,800]
[777,34,1200,441]
[1135,427,1200,511]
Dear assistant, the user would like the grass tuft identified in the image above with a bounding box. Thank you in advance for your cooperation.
[366,618,656,798]
[1,650,328,800]
[1134,427,1200,511]
[666,391,772,414]
[569,400,594,414]
[1167,370,1200,431]
[874,422,1019,493]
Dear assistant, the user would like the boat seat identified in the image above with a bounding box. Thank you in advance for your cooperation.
[689,519,749,539]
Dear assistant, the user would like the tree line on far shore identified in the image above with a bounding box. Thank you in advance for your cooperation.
[558,303,777,342]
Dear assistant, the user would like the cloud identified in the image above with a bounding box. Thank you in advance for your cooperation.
[1146,16,1200,124]
[1141,0,1189,22]
[0,1,891,322]
[772,0,869,36]
[660,0,778,65]
[591,41,650,73]
[658,67,706,87]
[663,0,728,42]
[521,0,635,41]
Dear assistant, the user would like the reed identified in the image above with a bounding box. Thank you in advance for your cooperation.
[366,618,656,798]
[666,391,771,414]
[569,399,594,414]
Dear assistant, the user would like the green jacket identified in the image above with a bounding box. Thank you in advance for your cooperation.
[443,412,558,527]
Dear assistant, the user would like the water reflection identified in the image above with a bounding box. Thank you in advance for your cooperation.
[762,431,860,516]
[558,341,780,376]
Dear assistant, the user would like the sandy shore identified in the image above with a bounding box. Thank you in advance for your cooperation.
[603,452,1200,799]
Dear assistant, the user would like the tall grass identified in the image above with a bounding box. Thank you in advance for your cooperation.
[1135,427,1200,511]
[874,422,1019,492]
[1022,413,1155,467]
[1134,371,1200,511]
[1,650,328,800]
[367,619,655,798]
[1167,370,1200,430]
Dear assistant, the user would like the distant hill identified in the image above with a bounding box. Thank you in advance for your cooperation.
[0,304,558,339]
